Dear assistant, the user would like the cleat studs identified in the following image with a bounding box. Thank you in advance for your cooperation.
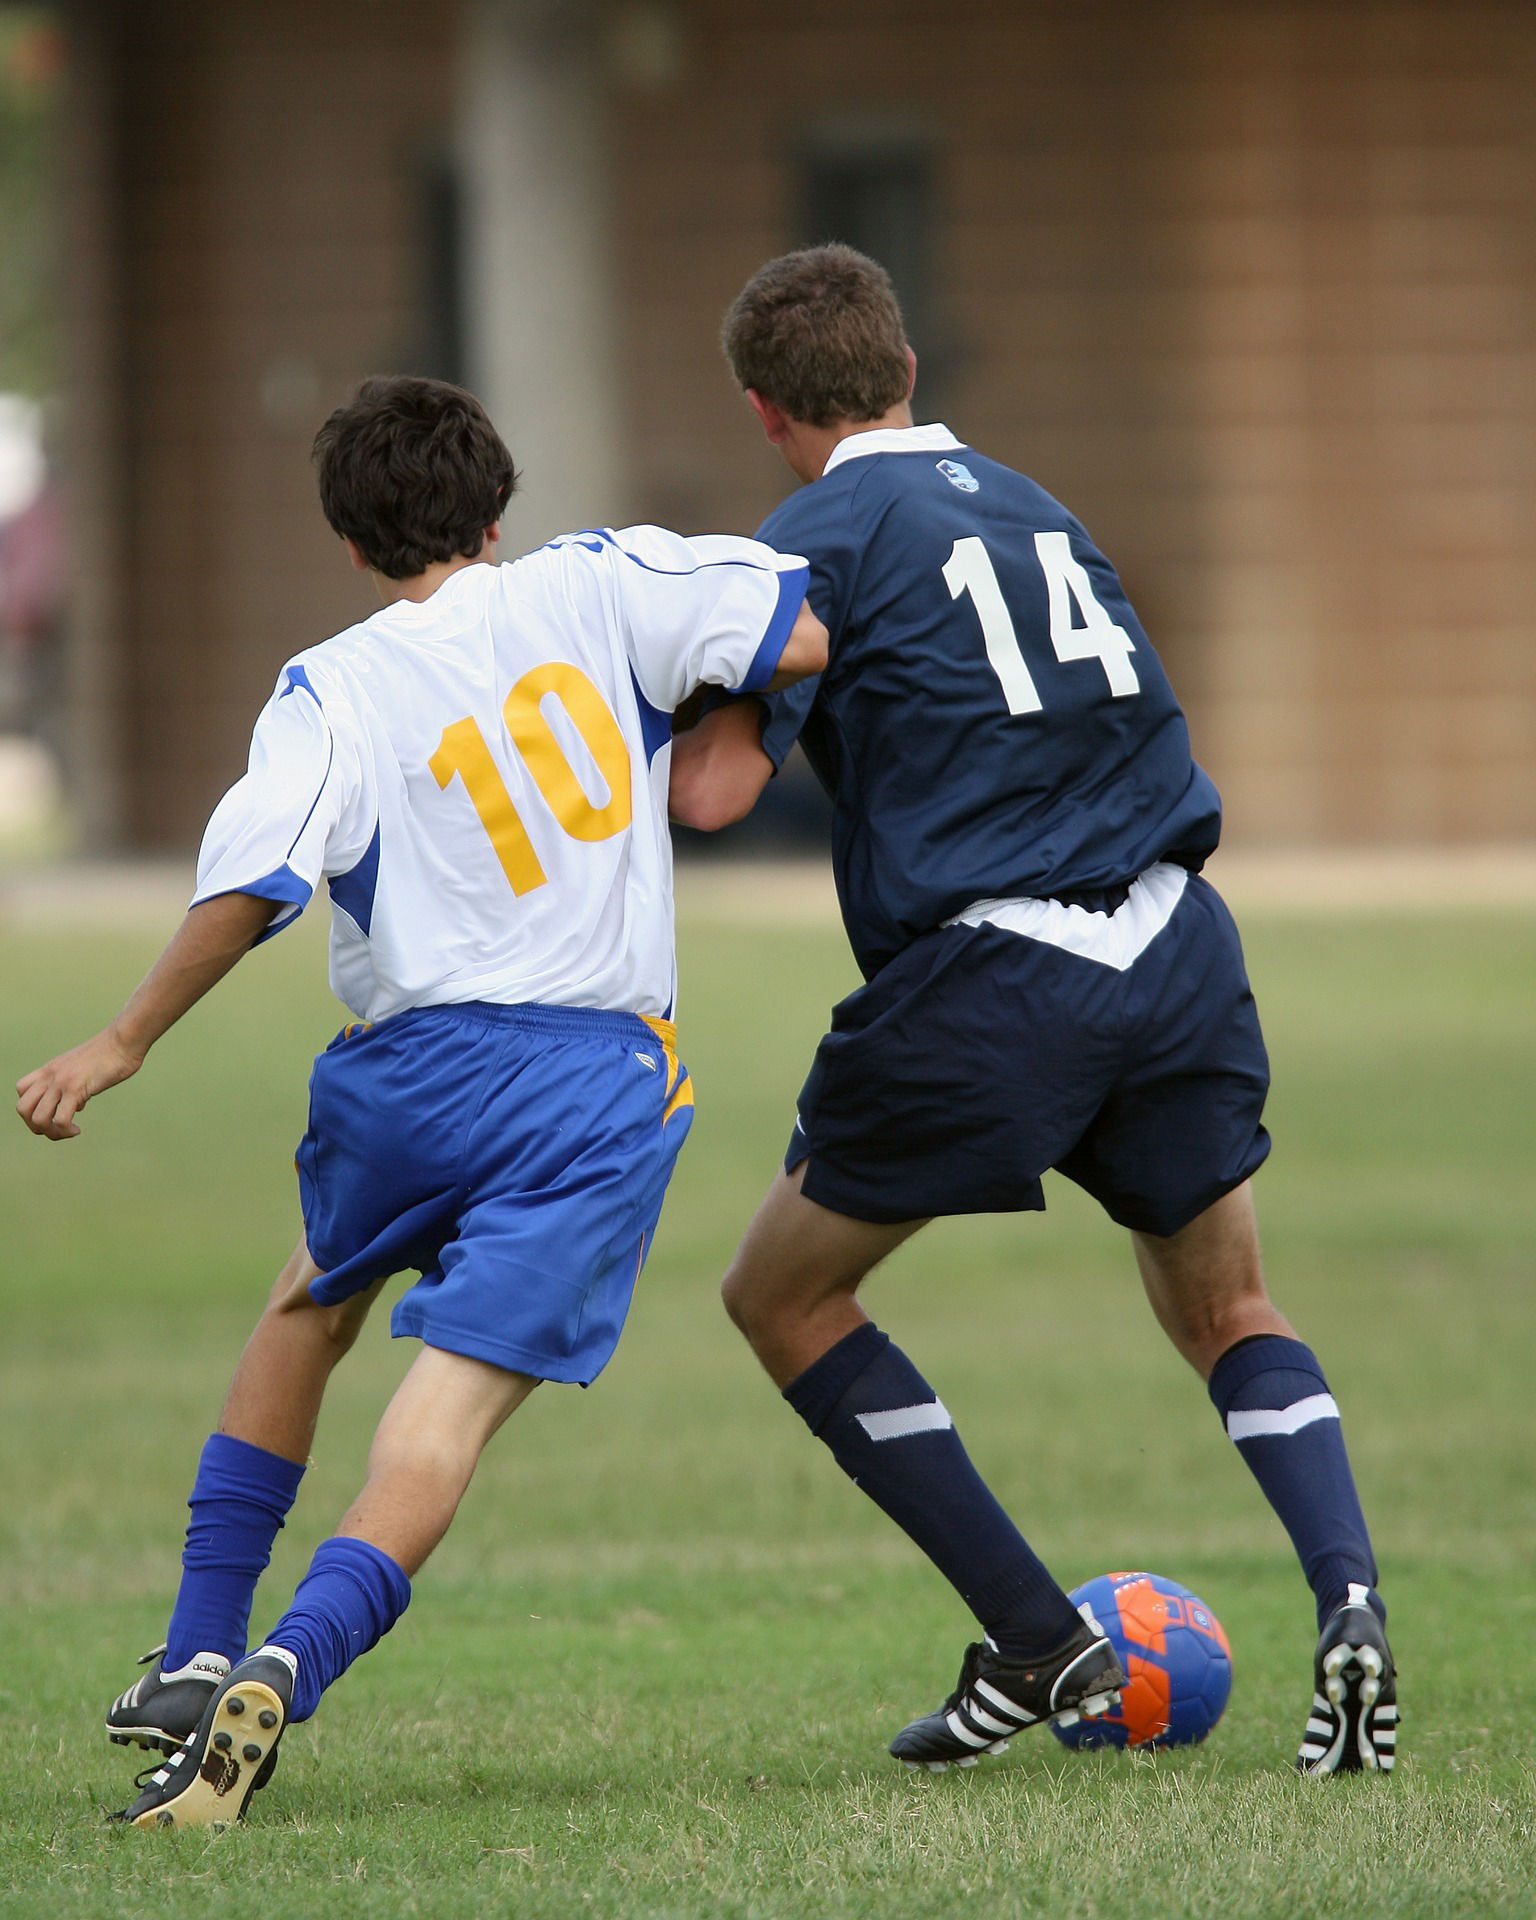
[987,1740,1010,1755]
[258,1710,278,1729]
[226,1696,245,1715]
[956,1755,979,1768]
[926,1760,948,1773]
[902,1760,920,1772]
[242,1743,262,1762]
[1056,1710,1081,1729]
[213,1732,232,1752]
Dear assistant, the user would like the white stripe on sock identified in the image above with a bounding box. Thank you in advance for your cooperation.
[855,1400,953,1442]
[1226,1392,1339,1442]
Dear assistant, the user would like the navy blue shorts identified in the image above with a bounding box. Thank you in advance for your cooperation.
[296,1002,694,1383]
[786,869,1269,1237]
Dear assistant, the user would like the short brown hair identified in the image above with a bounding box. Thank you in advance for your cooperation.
[721,245,911,428]
[312,375,517,581]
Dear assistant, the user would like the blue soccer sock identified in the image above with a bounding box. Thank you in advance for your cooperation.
[260,1536,412,1722]
[1207,1334,1379,1629]
[164,1434,307,1669]
[784,1323,1082,1659]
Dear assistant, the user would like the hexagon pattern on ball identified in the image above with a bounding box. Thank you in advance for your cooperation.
[1051,1571,1232,1749]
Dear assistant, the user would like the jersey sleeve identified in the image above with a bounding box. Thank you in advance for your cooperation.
[594,525,810,713]
[755,675,821,771]
[191,663,363,943]
[747,477,862,771]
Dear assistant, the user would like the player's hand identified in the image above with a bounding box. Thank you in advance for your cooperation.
[15,1025,144,1140]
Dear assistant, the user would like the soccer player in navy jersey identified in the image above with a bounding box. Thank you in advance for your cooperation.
[670,245,1397,1777]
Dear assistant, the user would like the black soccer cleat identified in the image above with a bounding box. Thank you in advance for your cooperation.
[1296,1584,1399,1776]
[110,1650,293,1830]
[105,1645,231,1756]
[889,1607,1127,1771]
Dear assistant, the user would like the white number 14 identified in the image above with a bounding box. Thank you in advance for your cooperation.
[942,530,1140,715]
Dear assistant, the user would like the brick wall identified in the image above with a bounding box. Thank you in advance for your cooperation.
[611,0,1536,845]
[72,0,1536,847]
[75,0,459,847]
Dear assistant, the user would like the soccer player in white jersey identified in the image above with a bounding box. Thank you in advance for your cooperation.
[15,375,825,1829]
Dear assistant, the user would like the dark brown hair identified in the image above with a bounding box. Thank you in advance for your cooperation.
[720,245,911,428]
[312,375,517,580]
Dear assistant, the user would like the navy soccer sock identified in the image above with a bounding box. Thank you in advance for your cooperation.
[164,1434,307,1669]
[1207,1334,1379,1629]
[260,1536,413,1723]
[784,1323,1082,1659]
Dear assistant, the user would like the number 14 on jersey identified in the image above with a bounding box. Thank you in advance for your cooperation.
[943,530,1140,715]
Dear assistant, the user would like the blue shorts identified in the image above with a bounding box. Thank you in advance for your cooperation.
[787,871,1269,1237]
[296,1002,694,1383]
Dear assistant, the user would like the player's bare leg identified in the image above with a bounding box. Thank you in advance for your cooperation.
[722,1163,1122,1770]
[721,1161,926,1383]
[218,1237,389,1462]
[1129,1180,1294,1380]
[1133,1178,1396,1774]
[337,1343,539,1573]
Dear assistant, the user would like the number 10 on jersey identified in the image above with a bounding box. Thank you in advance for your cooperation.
[430,663,633,896]
[943,530,1140,714]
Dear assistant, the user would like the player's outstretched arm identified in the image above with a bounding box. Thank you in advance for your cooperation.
[16,890,280,1141]
[669,698,776,831]
[669,598,826,831]
[766,598,829,689]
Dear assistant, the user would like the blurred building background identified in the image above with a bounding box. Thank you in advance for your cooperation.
[5,0,1535,853]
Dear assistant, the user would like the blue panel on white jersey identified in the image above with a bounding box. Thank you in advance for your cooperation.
[329,822,382,935]
[628,668,672,766]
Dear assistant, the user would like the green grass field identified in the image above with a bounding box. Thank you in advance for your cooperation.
[1,870,1533,1918]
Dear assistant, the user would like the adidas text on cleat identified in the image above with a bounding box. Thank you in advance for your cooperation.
[889,1607,1127,1771]
[105,1645,231,1756]
[1297,1584,1399,1776]
[111,1650,294,1830]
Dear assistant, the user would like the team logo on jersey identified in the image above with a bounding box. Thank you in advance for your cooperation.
[936,459,979,493]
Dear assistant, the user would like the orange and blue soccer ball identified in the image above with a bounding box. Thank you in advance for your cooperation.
[1051,1571,1233,1749]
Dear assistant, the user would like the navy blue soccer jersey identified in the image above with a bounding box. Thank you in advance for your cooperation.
[754,425,1222,979]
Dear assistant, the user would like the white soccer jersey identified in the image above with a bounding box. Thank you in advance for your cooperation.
[193,527,808,1022]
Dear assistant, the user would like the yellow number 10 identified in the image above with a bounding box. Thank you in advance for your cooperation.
[429,662,633,896]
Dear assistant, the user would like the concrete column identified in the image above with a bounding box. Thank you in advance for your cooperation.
[457,0,626,549]
[58,0,127,848]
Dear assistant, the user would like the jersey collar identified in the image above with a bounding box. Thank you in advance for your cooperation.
[821,422,964,476]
